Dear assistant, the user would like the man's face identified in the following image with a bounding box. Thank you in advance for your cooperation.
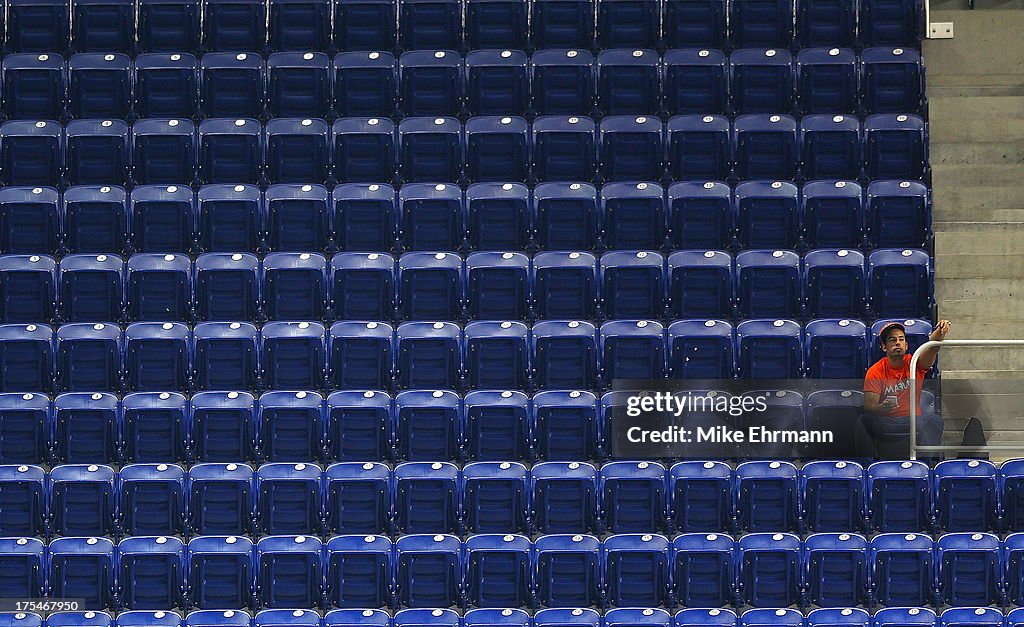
[882,330,908,358]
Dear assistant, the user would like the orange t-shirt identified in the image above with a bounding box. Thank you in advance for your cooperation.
[863,354,930,416]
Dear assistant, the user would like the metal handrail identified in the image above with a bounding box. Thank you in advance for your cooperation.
[909,339,1024,459]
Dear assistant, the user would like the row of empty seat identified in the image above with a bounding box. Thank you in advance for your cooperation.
[0,48,924,120]
[0,0,924,55]
[0,114,930,187]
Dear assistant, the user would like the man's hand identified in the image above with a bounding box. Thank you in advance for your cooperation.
[877,397,898,414]
[930,319,951,341]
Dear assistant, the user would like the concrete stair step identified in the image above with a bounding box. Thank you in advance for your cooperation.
[928,96,1024,121]
[931,118,1024,142]
[928,78,1024,98]
[937,299,1024,323]
[934,220,1024,231]
[935,346,1024,370]
[931,143,1024,165]
[931,164,1024,186]
[932,186,1024,216]
[923,11,1024,74]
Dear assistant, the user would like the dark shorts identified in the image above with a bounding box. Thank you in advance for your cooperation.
[856,412,944,459]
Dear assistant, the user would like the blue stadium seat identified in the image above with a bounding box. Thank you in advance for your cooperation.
[939,609,1004,627]
[262,252,328,320]
[465,534,532,607]
[324,534,394,607]
[663,51,728,116]
[601,183,666,250]
[864,114,928,180]
[668,251,733,319]
[1003,461,1024,532]
[734,114,799,180]
[255,535,323,609]
[395,321,462,390]
[185,609,252,626]
[736,460,799,532]
[667,116,731,182]
[117,536,186,610]
[860,0,921,46]
[804,390,863,457]
[394,610,458,627]
[533,183,598,251]
[0,464,46,536]
[46,614,112,627]
[534,534,601,607]
[798,0,855,46]
[597,0,659,47]
[862,47,925,115]
[1005,533,1024,604]
[269,0,330,50]
[200,54,265,119]
[868,248,932,319]
[465,610,529,627]
[805,318,868,379]
[531,0,595,48]
[65,119,130,186]
[1009,609,1024,627]
[464,390,530,461]
[254,610,319,627]
[400,51,463,118]
[331,253,395,321]
[672,532,735,607]
[535,610,599,627]
[801,460,865,532]
[333,52,398,118]
[532,461,598,533]
[49,462,117,536]
[534,252,598,320]
[867,460,932,532]
[51,395,115,467]
[806,609,869,627]
[394,390,462,462]
[462,461,529,533]
[599,116,664,182]
[735,250,802,319]
[603,533,670,607]
[129,186,196,253]
[801,115,862,180]
[0,123,62,187]
[667,181,733,248]
[730,0,794,47]
[324,461,391,533]
[466,117,529,183]
[124,323,190,392]
[399,117,463,183]
[334,0,397,51]
[194,253,261,321]
[935,459,998,533]
[735,181,800,249]
[730,48,795,115]
[0,393,50,463]
[398,184,464,252]
[736,532,801,607]
[801,181,863,248]
[192,322,260,391]
[187,463,255,536]
[398,252,464,320]
[328,323,395,392]
[530,50,595,117]
[55,325,123,393]
[600,461,667,533]
[870,532,935,606]
[796,48,858,115]
[264,184,330,252]
[134,53,199,119]
[674,610,736,627]
[257,391,325,461]
[600,319,666,380]
[198,120,262,185]
[465,183,530,251]
[331,186,397,252]
[58,254,124,323]
[0,324,54,393]
[465,0,527,48]
[47,537,116,608]
[532,320,598,389]
[532,390,599,462]
[2,53,66,120]
[264,120,330,184]
[131,120,196,186]
[7,0,68,53]
[667,319,735,380]
[0,536,45,601]
[866,180,931,248]
[936,532,1000,606]
[68,53,131,119]
[256,463,324,536]
[600,251,666,319]
[399,0,462,51]
[196,185,262,253]
[666,0,727,46]
[267,53,330,118]
[465,51,529,117]
[204,0,267,52]
[737,390,804,458]
[596,50,659,116]
[532,116,597,182]
[464,321,529,390]
[395,534,462,607]
[804,532,868,607]
[126,255,192,323]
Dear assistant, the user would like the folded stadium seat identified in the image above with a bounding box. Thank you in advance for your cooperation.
[801,181,864,248]
[55,325,123,393]
[63,186,127,255]
[600,183,666,250]
[47,538,116,609]
[0,123,62,187]
[532,320,599,389]
[465,610,530,627]
[262,322,327,390]
[129,186,196,254]
[730,48,794,116]
[7,0,69,53]
[464,321,529,390]
[803,532,868,607]
[398,118,463,184]
[200,54,265,119]
[204,0,267,51]
[736,460,799,532]
[255,535,324,609]
[0,464,46,536]
[597,0,659,48]
[937,532,1001,606]
[262,252,329,320]
[395,461,460,533]
[807,609,870,627]
[137,0,200,52]
[735,181,800,249]
[465,51,529,117]
[116,258,188,326]
[465,535,533,608]
[466,253,529,320]
[394,391,462,462]
[868,248,932,319]
[940,609,1005,627]
[864,114,928,180]
[736,319,803,380]
[194,252,261,322]
[532,116,597,182]
[185,611,252,627]
[395,534,462,607]
[47,615,114,627]
[668,251,733,319]
[736,532,801,607]
[58,254,124,323]
[72,0,134,52]
[600,461,667,533]
[603,533,671,607]
[596,50,660,116]
[254,610,320,627]
[324,461,392,533]
[0,392,50,463]
[131,120,196,186]
[265,120,330,184]
[48,462,117,536]
[66,119,130,186]
[118,611,183,627]
[735,390,803,459]
[666,117,731,183]
[256,463,324,536]
[185,537,255,608]
[264,185,330,253]
[0,324,54,393]
[192,321,260,391]
[118,462,188,533]
[533,183,599,251]
[462,461,529,533]
[667,181,733,248]
[662,51,727,117]
[269,0,331,52]
[399,51,463,118]
[733,114,799,180]
[334,0,397,50]
[325,534,395,606]
[189,392,257,463]
[121,392,187,464]
[804,389,864,457]
[134,53,200,118]
[870,532,936,606]
[801,114,862,180]
[198,120,263,185]
[464,390,530,461]
[798,0,856,47]
[730,0,794,48]
[257,391,325,461]
[465,183,530,251]
[735,250,802,319]
[530,0,594,48]
[395,610,460,627]
[187,463,256,536]
[333,52,398,118]
[2,53,67,120]
[796,48,858,115]
[68,54,131,120]
[1010,609,1024,627]
[331,185,398,252]
[598,116,664,182]
[196,184,262,252]
[1003,461,1024,532]
[395,321,462,389]
[866,180,931,248]
[533,535,602,607]
[325,611,389,627]
[465,117,530,183]
[934,459,998,532]
[1007,534,1024,604]
[124,323,191,392]
[328,323,395,391]
[399,0,462,50]
[675,610,737,627]
[532,461,599,533]
[801,460,865,532]
[862,47,925,115]
[805,318,869,379]
[867,459,932,532]
[672,532,735,607]
[530,50,595,117]
[536,610,601,627]
[532,390,599,462]
[600,252,666,319]
[51,398,114,469]
[397,252,464,320]
[667,319,735,380]
[859,0,921,46]
[0,537,46,601]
